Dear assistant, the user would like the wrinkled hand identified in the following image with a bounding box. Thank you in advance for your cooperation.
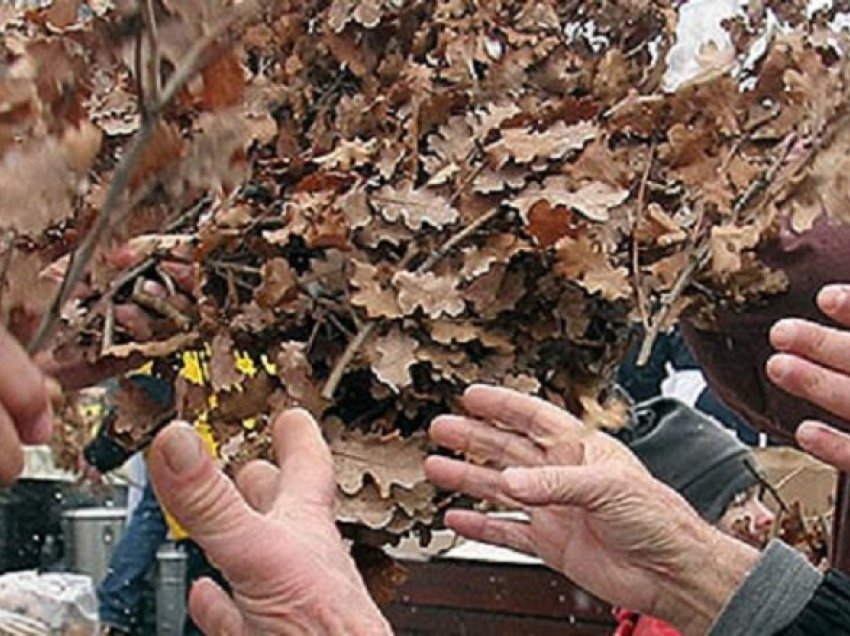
[768,284,850,427]
[426,386,758,636]
[0,327,55,485]
[147,410,391,636]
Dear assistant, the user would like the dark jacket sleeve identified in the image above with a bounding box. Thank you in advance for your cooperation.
[777,569,850,635]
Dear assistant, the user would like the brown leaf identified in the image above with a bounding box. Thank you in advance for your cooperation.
[210,332,242,392]
[392,271,465,319]
[275,341,327,415]
[555,235,631,301]
[328,419,429,498]
[255,258,298,309]
[512,177,629,223]
[487,120,599,168]
[200,50,246,110]
[373,182,459,231]
[370,327,419,392]
[710,224,761,275]
[350,261,403,319]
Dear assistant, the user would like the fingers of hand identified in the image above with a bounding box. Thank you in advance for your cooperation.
[818,285,850,327]
[0,329,52,445]
[444,510,535,556]
[771,319,850,374]
[189,577,245,636]
[767,353,850,421]
[425,456,521,507]
[149,423,257,560]
[160,260,195,293]
[429,415,544,468]
[463,385,582,440]
[235,460,280,513]
[502,465,607,507]
[0,407,24,486]
[272,409,336,509]
[795,421,850,472]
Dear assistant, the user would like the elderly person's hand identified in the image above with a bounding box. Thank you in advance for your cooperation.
[0,326,55,485]
[426,386,759,636]
[147,410,391,636]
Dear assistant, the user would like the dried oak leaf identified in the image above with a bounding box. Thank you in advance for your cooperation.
[512,177,630,223]
[328,0,383,33]
[327,419,429,498]
[487,120,599,168]
[255,258,298,309]
[275,341,327,415]
[336,482,396,530]
[210,332,242,392]
[0,123,101,236]
[373,181,459,231]
[214,371,275,421]
[710,224,761,276]
[370,327,419,392]
[350,261,403,319]
[460,233,528,281]
[555,235,631,301]
[392,271,465,319]
[199,49,245,111]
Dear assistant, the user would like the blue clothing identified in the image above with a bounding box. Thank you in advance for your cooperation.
[98,481,167,630]
[617,330,760,444]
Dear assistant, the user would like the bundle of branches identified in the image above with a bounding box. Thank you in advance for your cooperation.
[2,0,850,542]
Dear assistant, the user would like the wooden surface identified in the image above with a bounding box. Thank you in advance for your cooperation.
[383,558,615,635]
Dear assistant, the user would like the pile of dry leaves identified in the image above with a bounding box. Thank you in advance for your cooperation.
[2,0,850,542]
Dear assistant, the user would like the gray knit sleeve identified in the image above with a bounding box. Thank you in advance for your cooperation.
[707,540,822,636]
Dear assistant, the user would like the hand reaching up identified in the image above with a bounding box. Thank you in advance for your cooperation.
[148,410,391,636]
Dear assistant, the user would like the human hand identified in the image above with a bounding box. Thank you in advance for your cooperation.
[76,455,103,487]
[767,284,850,428]
[0,327,55,485]
[147,411,391,635]
[425,385,759,636]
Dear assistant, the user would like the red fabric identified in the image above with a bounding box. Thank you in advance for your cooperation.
[613,609,682,636]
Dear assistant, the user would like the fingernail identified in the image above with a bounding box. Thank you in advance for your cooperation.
[819,286,846,313]
[770,321,795,349]
[767,356,791,381]
[142,280,165,297]
[161,423,205,475]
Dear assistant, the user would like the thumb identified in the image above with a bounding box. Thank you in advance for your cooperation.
[503,465,610,508]
[148,422,258,571]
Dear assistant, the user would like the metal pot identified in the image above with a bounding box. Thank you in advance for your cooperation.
[61,507,127,584]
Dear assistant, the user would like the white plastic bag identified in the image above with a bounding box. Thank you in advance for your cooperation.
[0,571,97,635]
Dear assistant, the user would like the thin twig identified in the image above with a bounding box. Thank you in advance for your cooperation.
[636,137,798,365]
[27,3,262,354]
[140,0,161,105]
[322,208,504,398]
[131,278,192,329]
[101,301,115,355]
[632,144,654,331]
[419,207,503,272]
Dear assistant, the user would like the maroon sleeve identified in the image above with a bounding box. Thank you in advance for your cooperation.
[683,217,850,443]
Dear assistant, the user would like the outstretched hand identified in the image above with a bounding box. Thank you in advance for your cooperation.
[426,385,758,636]
[768,283,850,470]
[147,410,391,636]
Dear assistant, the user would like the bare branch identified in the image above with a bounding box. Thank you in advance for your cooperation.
[27,1,265,354]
